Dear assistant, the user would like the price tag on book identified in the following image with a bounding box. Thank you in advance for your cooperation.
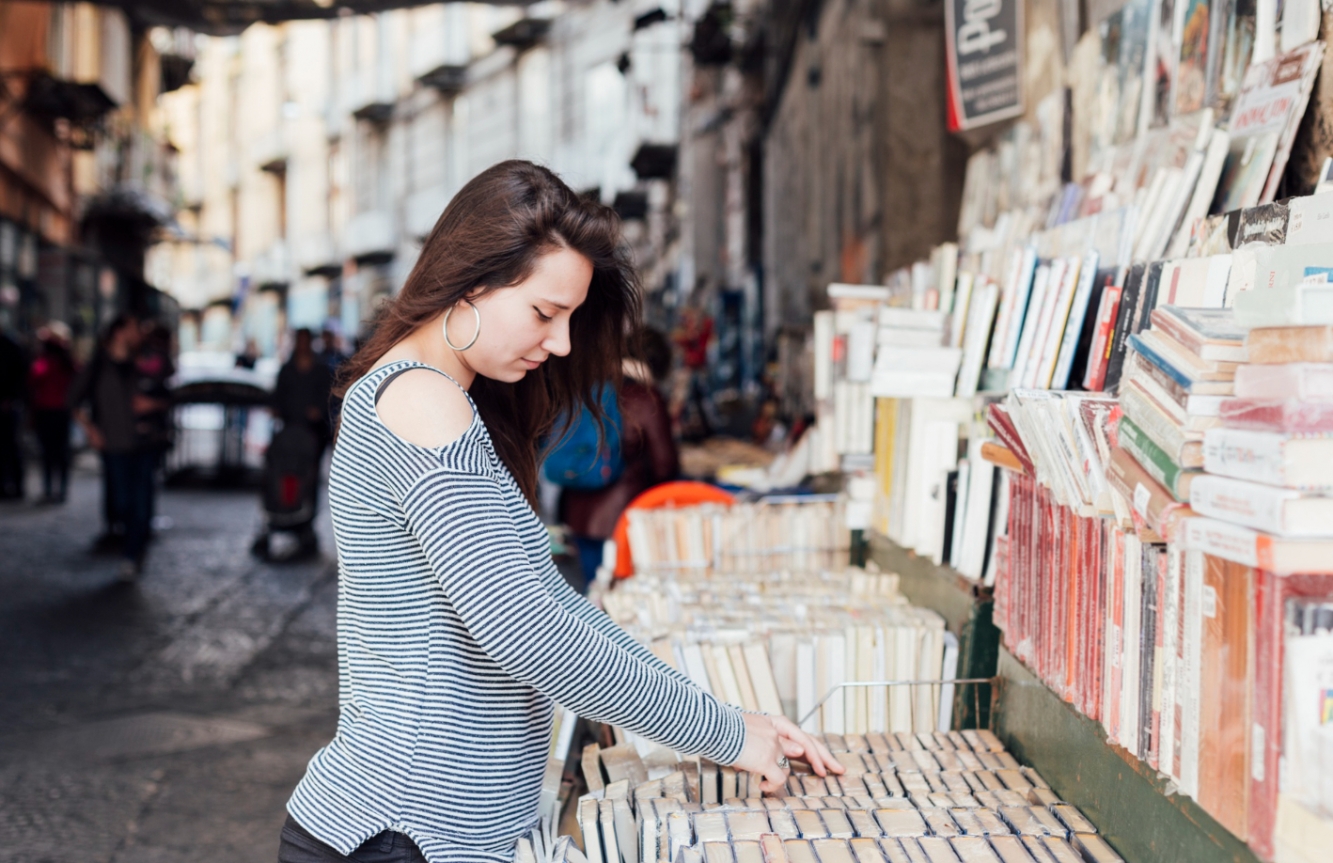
[1133,482,1152,521]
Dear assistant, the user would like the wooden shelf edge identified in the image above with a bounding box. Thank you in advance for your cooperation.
[867,533,987,636]
[994,648,1262,863]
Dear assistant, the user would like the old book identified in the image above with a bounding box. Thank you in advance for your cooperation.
[1234,362,1333,399]
[1195,555,1253,840]
[1081,285,1123,392]
[1125,333,1234,394]
[1117,415,1202,501]
[1133,330,1240,380]
[1103,263,1148,392]
[1123,356,1222,430]
[1202,427,1333,489]
[1149,306,1248,362]
[1181,515,1333,574]
[1233,281,1333,328]
[1245,325,1333,363]
[1218,398,1333,432]
[1120,382,1204,468]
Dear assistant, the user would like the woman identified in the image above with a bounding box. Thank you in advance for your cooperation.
[28,326,76,503]
[281,161,840,863]
[560,327,678,587]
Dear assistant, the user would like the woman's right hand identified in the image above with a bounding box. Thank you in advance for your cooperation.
[732,712,843,794]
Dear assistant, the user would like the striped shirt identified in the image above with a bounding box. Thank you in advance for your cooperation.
[288,360,745,862]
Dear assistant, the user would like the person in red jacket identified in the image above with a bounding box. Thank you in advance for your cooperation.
[560,328,678,587]
[28,325,76,504]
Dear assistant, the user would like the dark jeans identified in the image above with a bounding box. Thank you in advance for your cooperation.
[278,815,425,863]
[103,450,156,563]
[33,409,70,500]
[0,406,23,498]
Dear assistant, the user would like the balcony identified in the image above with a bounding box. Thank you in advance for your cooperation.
[405,183,449,240]
[251,241,293,289]
[343,210,395,265]
[294,234,341,279]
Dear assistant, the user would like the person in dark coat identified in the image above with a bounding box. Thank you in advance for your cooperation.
[560,328,678,587]
[70,314,166,580]
[273,328,335,465]
[0,329,26,500]
[28,326,76,503]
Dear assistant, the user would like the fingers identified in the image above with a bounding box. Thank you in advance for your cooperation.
[769,715,845,776]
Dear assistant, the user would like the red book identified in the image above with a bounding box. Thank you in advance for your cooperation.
[1247,569,1333,861]
[1218,397,1333,432]
[1082,285,1123,391]
[987,404,1035,474]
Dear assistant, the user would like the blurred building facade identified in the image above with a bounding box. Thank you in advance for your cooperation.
[149,0,694,361]
[144,0,966,418]
[0,0,186,357]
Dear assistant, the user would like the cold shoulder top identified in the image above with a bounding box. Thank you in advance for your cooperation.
[287,360,745,862]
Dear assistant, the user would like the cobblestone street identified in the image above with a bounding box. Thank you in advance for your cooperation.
[0,459,340,863]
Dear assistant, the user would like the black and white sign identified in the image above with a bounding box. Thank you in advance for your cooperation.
[945,0,1025,131]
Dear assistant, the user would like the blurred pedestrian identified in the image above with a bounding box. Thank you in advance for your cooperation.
[70,314,160,579]
[0,328,25,499]
[235,338,259,370]
[556,327,678,588]
[273,328,334,465]
[672,305,714,439]
[319,325,346,376]
[28,325,76,503]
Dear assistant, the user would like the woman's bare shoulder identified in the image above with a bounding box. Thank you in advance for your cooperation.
[375,368,474,448]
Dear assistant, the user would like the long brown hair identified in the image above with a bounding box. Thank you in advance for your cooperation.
[336,160,641,505]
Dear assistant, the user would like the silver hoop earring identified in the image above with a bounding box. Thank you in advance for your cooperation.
[442,301,481,351]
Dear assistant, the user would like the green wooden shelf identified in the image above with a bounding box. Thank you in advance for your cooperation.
[866,533,1262,863]
[995,648,1261,863]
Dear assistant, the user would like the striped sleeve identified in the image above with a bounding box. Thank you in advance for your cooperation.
[402,467,747,764]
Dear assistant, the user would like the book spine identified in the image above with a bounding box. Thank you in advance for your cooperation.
[1052,256,1100,389]
[1126,351,1189,415]
[1128,334,1195,391]
[1121,383,1194,464]
[1104,267,1145,392]
[1083,285,1123,392]
[1218,398,1333,433]
[1150,309,1207,356]
[1187,474,1294,535]
[1246,326,1333,363]
[1202,428,1292,488]
[1118,415,1187,499]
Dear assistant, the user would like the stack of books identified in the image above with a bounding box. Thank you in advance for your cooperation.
[603,567,950,736]
[625,500,849,574]
[564,731,1125,863]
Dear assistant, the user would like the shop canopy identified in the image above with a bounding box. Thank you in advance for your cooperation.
[100,0,529,34]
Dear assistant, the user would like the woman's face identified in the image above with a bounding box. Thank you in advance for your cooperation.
[454,245,593,383]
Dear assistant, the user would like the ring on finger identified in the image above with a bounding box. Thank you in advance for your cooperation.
[776,755,789,769]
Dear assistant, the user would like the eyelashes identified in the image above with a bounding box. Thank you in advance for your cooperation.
[534,307,553,322]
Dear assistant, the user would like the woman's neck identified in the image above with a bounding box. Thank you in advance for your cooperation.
[376,315,477,389]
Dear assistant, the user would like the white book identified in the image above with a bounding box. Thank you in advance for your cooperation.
[949,459,971,569]
[869,370,960,399]
[742,642,786,717]
[1009,263,1053,389]
[1052,251,1102,390]
[1159,545,1181,782]
[874,346,964,373]
[828,283,893,301]
[949,272,976,349]
[878,327,946,348]
[1179,549,1204,800]
[958,441,997,580]
[599,800,620,863]
[955,281,999,398]
[1166,129,1232,259]
[999,247,1039,369]
[822,632,847,734]
[1120,533,1143,755]
[877,306,947,330]
[1285,192,1333,246]
[1024,258,1074,389]
[580,798,605,863]
[1190,474,1333,537]
[796,637,818,732]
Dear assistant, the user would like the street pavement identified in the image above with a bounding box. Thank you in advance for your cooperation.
[0,457,339,863]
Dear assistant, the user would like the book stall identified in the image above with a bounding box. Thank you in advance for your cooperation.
[526,497,1132,863]
[793,6,1333,863]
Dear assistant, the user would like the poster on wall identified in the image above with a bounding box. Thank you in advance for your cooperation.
[945,0,1026,131]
